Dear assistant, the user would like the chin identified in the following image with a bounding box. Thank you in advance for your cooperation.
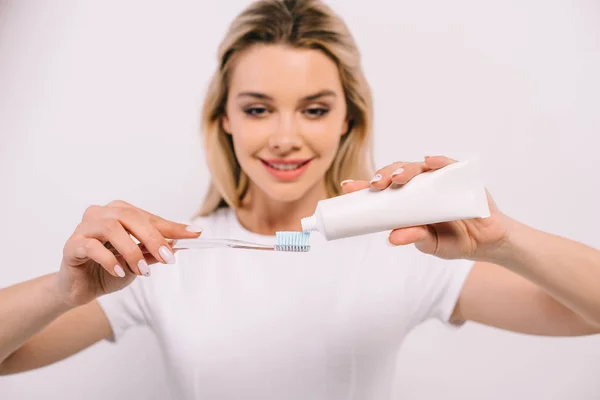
[262,184,312,204]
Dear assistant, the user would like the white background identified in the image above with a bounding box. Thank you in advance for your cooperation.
[1,0,600,399]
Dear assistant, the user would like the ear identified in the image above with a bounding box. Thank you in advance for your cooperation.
[222,114,231,135]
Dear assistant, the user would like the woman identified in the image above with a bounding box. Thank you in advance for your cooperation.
[1,0,599,398]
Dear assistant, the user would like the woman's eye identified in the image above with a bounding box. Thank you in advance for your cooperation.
[244,107,268,117]
[304,108,329,118]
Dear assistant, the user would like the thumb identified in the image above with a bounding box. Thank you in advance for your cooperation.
[389,226,438,254]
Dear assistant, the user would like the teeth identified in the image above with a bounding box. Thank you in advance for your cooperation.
[269,163,303,171]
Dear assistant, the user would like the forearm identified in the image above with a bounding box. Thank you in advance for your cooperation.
[0,273,74,365]
[489,216,600,326]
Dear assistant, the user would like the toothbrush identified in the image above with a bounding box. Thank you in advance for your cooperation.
[105,232,311,257]
[171,231,311,252]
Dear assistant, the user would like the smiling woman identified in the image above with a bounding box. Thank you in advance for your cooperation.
[199,4,375,218]
[221,45,352,208]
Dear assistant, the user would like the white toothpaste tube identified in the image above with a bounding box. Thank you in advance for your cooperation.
[301,159,491,241]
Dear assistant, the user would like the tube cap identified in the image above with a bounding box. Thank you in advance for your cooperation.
[301,215,317,232]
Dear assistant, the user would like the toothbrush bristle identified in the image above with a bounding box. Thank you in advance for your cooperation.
[274,231,311,252]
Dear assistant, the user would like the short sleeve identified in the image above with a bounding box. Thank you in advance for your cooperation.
[362,232,474,329]
[96,277,154,342]
[407,254,474,327]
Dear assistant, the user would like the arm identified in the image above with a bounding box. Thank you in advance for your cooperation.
[0,273,112,375]
[453,217,600,336]
[0,200,201,375]
[341,155,600,336]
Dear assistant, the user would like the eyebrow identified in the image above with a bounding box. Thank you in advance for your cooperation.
[236,89,337,101]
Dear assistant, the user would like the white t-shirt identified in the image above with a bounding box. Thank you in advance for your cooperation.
[97,207,473,400]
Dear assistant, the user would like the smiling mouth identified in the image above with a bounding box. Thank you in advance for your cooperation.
[259,159,313,171]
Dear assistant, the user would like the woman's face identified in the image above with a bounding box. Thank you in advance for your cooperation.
[223,44,348,204]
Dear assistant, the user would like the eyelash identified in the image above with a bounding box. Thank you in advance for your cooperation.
[243,106,330,118]
[305,107,329,117]
[244,107,269,117]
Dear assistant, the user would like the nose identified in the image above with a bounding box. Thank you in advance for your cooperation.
[268,113,302,155]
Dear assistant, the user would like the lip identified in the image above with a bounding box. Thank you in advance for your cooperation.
[260,158,313,165]
[259,157,314,181]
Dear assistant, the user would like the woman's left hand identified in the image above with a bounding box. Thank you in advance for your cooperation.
[341,156,509,261]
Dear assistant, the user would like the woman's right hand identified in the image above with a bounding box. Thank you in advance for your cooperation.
[57,200,202,307]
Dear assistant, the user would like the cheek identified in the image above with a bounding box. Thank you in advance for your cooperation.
[229,117,269,156]
[302,118,344,156]
[232,135,262,171]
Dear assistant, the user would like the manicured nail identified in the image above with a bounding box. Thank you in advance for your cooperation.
[186,225,203,233]
[138,259,151,277]
[159,246,176,264]
[340,179,354,186]
[370,174,382,184]
[114,265,125,278]
[391,168,404,177]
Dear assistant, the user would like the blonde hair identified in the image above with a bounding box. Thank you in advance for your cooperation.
[198,0,375,216]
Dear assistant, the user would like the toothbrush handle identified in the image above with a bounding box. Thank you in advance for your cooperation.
[106,238,275,256]
[171,238,275,251]
[171,239,225,249]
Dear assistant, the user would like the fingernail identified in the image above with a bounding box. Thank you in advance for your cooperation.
[114,265,125,278]
[159,245,176,264]
[370,174,382,184]
[391,168,404,177]
[186,225,203,233]
[340,179,354,186]
[138,259,151,277]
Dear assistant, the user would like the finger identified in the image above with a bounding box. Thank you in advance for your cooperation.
[77,219,151,277]
[101,201,203,239]
[71,238,127,278]
[368,161,410,190]
[412,225,439,255]
[388,226,430,246]
[135,238,177,256]
[389,161,430,185]
[105,199,135,209]
[340,180,370,194]
[84,201,144,222]
[130,241,182,265]
[423,155,457,170]
[98,207,185,266]
[147,214,204,239]
[121,207,204,240]
[108,207,177,265]
[141,251,168,266]
[106,239,183,268]
[388,225,439,254]
[115,248,179,268]
[105,241,154,257]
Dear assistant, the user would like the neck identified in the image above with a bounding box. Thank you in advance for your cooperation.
[236,181,327,235]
